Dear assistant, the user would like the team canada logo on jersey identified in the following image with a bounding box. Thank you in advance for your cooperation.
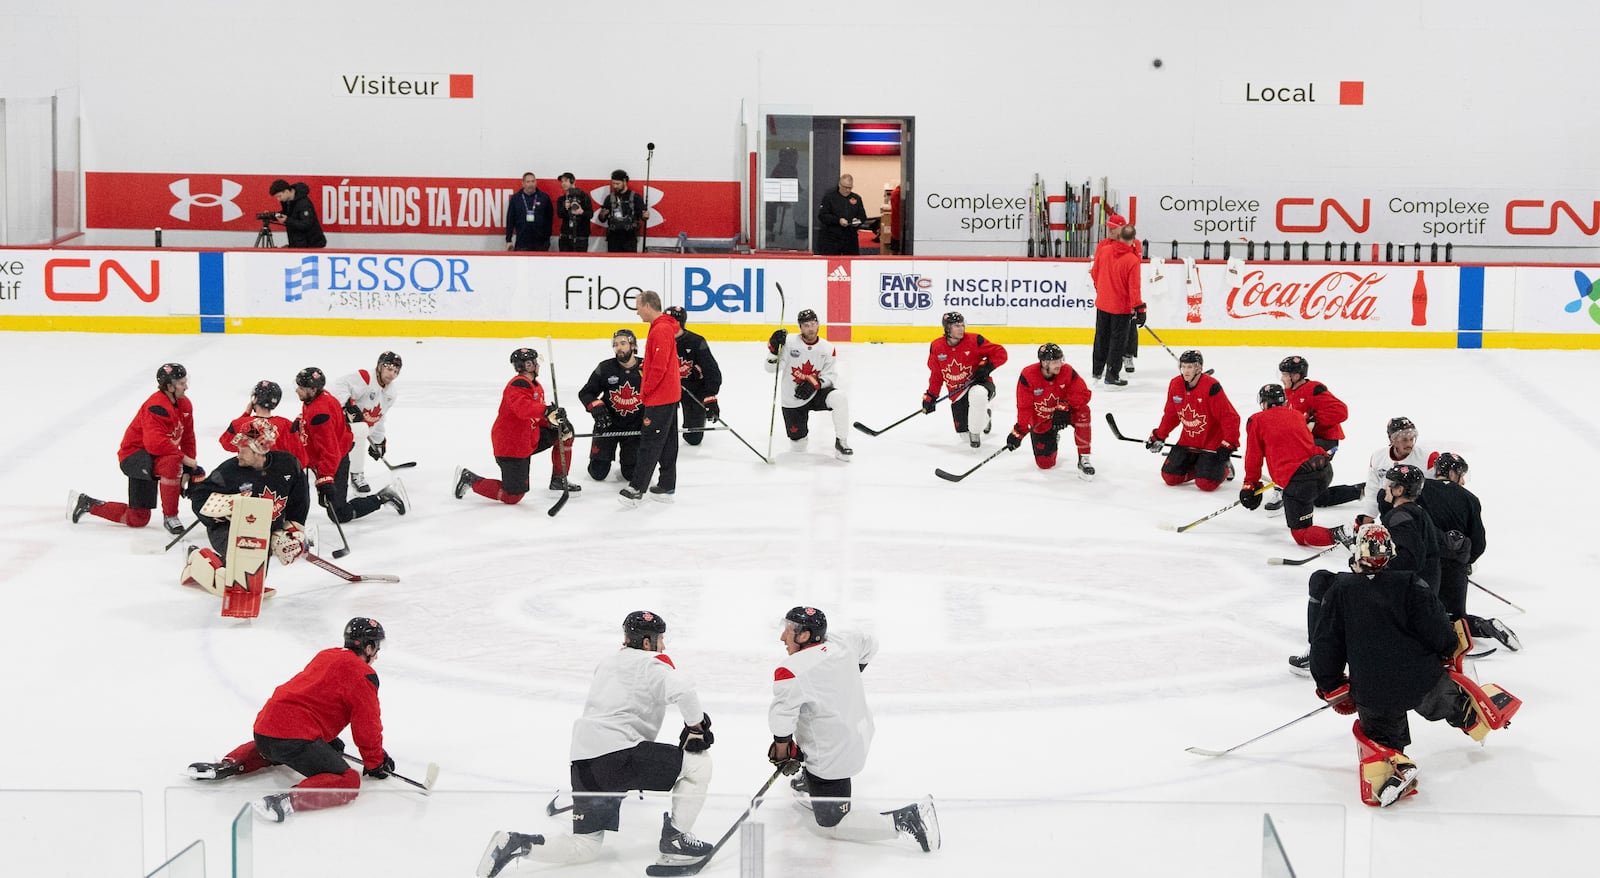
[609,382,642,416]
[790,361,821,386]
[362,404,382,426]
[1179,402,1209,438]
[942,361,973,390]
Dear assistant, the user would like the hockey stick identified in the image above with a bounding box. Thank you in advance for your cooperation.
[1468,577,1525,613]
[545,337,573,518]
[1171,482,1273,533]
[682,394,772,464]
[644,768,783,877]
[380,459,417,471]
[1268,543,1342,566]
[303,550,399,583]
[1141,324,1214,375]
[1104,412,1181,449]
[934,446,1011,483]
[571,425,728,440]
[1185,702,1333,757]
[341,752,438,794]
[766,282,787,460]
[162,517,200,552]
[852,384,966,437]
[315,480,352,559]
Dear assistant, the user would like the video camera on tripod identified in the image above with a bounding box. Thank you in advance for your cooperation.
[254,211,281,248]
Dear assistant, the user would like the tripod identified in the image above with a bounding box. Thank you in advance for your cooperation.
[254,219,277,248]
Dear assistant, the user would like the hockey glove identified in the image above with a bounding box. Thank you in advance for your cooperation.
[702,396,720,421]
[794,378,818,401]
[588,403,612,435]
[767,329,788,355]
[1239,485,1263,511]
[365,752,396,779]
[921,393,937,415]
[679,713,714,752]
[367,438,386,461]
[1051,409,1072,430]
[183,462,206,479]
[1317,681,1357,715]
[1216,442,1235,460]
[1005,427,1025,451]
[1145,433,1165,453]
[271,523,308,565]
[329,737,345,753]
[767,736,804,775]
[343,402,364,424]
[1355,514,1375,528]
[972,363,995,385]
[1134,304,1148,327]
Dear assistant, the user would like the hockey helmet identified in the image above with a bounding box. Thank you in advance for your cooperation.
[1258,383,1287,408]
[941,311,966,331]
[1355,523,1396,569]
[1386,463,1425,499]
[377,351,404,370]
[344,617,386,652]
[1386,416,1417,438]
[1036,342,1065,363]
[251,380,283,410]
[613,328,637,342]
[796,308,820,326]
[157,362,187,390]
[233,417,279,455]
[1178,350,1204,366]
[1433,452,1469,480]
[1278,355,1308,378]
[623,610,667,649]
[784,606,827,644]
[665,305,688,326]
[510,347,539,370]
[295,367,326,393]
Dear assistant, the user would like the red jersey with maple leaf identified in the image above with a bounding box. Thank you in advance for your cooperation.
[253,647,386,770]
[578,356,645,429]
[118,389,196,463]
[298,390,353,485]
[767,332,841,407]
[1013,362,1092,434]
[1154,374,1240,452]
[1284,379,1348,442]
[490,374,550,458]
[925,332,1008,398]
[220,412,309,467]
[1243,405,1326,487]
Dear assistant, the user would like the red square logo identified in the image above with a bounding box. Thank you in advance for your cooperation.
[1339,81,1364,105]
[449,74,474,99]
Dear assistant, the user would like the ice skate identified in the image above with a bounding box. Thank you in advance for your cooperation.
[619,486,644,508]
[648,485,675,504]
[453,467,479,500]
[658,812,713,864]
[1123,355,1135,373]
[68,491,98,524]
[885,796,940,852]
[1479,618,1521,652]
[1329,525,1355,548]
[377,480,407,515]
[967,431,981,449]
[252,792,293,823]
[1077,455,1095,481]
[1264,487,1284,511]
[163,515,185,535]
[477,830,542,878]
[1103,374,1127,387]
[1376,761,1419,807]
[351,472,371,493]
[549,474,582,493]
[1287,653,1311,677]
[834,438,854,461]
[187,759,243,780]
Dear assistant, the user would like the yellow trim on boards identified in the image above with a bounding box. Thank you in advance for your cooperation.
[1477,332,1600,350]
[0,316,200,333]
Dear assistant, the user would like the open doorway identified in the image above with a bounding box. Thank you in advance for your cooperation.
[757,113,914,255]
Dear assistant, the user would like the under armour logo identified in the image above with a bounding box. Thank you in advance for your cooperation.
[169,178,244,222]
[284,256,319,302]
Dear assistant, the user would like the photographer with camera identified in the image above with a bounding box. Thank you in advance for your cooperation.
[268,179,327,249]
[555,172,594,252]
[595,169,648,253]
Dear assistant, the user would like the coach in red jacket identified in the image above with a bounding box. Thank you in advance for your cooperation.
[1089,215,1145,387]
[622,290,682,507]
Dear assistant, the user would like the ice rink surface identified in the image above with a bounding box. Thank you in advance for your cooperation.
[2,331,1596,876]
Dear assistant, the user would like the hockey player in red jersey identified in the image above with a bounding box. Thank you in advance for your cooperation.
[454,347,579,504]
[295,367,405,523]
[186,618,396,822]
[923,311,1008,448]
[1265,354,1351,510]
[1239,384,1349,547]
[1005,343,1094,479]
[219,380,308,468]
[1145,350,1239,492]
[1309,524,1521,807]
[70,363,203,534]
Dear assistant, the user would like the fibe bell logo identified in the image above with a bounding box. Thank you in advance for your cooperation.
[878,273,931,310]
[683,266,765,313]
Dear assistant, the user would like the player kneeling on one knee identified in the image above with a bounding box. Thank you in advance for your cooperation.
[1240,384,1346,547]
[455,347,580,504]
[1146,350,1239,492]
[181,418,311,599]
[1006,343,1093,475]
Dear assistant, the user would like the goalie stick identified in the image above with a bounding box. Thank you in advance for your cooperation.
[1186,702,1334,757]
[303,550,399,583]
[341,752,438,794]
[853,384,966,437]
[934,446,1011,483]
[644,768,782,877]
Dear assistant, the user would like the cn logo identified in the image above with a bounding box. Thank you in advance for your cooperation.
[44,258,160,302]
[1275,198,1371,234]
[169,177,244,222]
[1505,200,1600,236]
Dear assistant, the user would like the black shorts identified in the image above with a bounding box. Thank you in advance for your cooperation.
[253,733,349,779]
[120,450,158,508]
[781,389,837,440]
[1284,455,1333,531]
[570,742,684,833]
[800,769,853,828]
[1163,446,1230,484]
[494,456,531,496]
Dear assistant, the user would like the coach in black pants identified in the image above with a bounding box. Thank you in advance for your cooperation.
[621,291,680,506]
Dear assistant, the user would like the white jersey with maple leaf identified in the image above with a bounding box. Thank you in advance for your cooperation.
[765,333,841,408]
[329,369,399,443]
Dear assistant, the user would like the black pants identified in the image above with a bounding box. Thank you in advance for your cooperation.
[254,733,349,779]
[1283,456,1334,533]
[680,392,709,446]
[319,454,386,523]
[1163,445,1231,486]
[950,378,996,433]
[1125,319,1140,358]
[1357,673,1467,751]
[120,450,158,509]
[494,456,531,496]
[1309,438,1357,507]
[606,230,638,253]
[800,769,853,828]
[558,235,589,252]
[781,389,839,440]
[571,742,684,833]
[629,404,678,492]
[1091,309,1133,378]
[1440,559,1469,620]
[512,239,550,252]
[588,434,640,482]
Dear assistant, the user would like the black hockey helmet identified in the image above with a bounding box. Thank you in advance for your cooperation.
[941,311,965,330]
[157,362,187,389]
[613,328,637,342]
[1434,452,1469,479]
[1355,523,1396,569]
[1178,349,1204,366]
[796,308,820,325]
[295,367,326,393]
[784,606,827,643]
[510,347,539,370]
[377,350,403,370]
[251,380,282,410]
[1037,342,1065,363]
[1278,355,1308,378]
[343,617,386,652]
[1258,383,1287,408]
[665,305,688,326]
[623,610,666,649]
[1385,463,1425,499]
[1386,416,1417,438]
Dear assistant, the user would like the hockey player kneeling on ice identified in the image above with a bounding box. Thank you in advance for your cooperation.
[330,351,403,495]
[766,308,854,460]
[294,366,406,523]
[455,347,580,505]
[187,618,395,822]
[664,305,724,447]
[1309,524,1521,807]
[69,362,204,534]
[1004,343,1094,479]
[181,418,310,604]
[1240,384,1349,547]
[1146,350,1239,491]
[768,607,939,853]
[579,329,645,483]
[924,311,1007,448]
[1418,453,1520,651]
[477,611,713,877]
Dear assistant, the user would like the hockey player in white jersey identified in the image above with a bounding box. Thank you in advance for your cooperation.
[1352,417,1438,516]
[767,606,938,852]
[765,309,853,460]
[329,351,402,494]
[477,611,714,877]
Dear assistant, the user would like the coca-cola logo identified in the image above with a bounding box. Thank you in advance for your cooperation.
[1225,269,1384,320]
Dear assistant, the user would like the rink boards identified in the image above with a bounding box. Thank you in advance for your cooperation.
[2,249,1598,348]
